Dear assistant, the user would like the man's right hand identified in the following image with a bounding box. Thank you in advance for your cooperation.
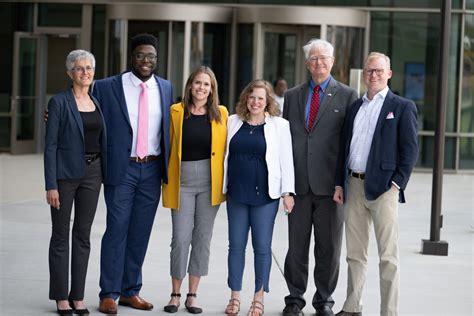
[333,186,344,205]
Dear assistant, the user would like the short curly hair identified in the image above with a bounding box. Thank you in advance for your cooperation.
[130,33,158,52]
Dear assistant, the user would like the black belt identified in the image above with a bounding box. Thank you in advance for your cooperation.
[130,155,160,163]
[85,153,100,164]
[349,170,365,180]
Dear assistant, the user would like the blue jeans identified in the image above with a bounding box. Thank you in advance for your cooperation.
[226,196,279,293]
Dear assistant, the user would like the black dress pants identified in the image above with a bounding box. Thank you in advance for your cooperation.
[49,158,102,300]
[283,194,344,310]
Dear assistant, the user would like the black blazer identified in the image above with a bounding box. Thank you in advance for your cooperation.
[335,89,418,203]
[44,88,107,190]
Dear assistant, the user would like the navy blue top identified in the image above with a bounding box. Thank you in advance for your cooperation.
[227,122,275,206]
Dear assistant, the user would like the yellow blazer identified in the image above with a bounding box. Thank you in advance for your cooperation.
[162,102,228,209]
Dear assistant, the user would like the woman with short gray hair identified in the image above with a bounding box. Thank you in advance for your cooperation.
[44,49,106,315]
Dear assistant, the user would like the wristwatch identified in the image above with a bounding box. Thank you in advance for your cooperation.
[281,192,294,197]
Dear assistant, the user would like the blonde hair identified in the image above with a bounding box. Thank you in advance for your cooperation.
[235,79,280,121]
[365,52,391,69]
[182,66,221,123]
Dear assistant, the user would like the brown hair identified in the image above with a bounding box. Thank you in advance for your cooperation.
[182,66,221,123]
[235,79,280,121]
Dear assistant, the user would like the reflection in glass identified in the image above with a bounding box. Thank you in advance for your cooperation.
[108,20,122,76]
[416,136,455,169]
[19,38,36,97]
[370,12,442,132]
[459,137,474,169]
[38,3,81,27]
[203,23,231,105]
[0,117,11,149]
[327,25,364,85]
[264,32,296,88]
[461,14,474,133]
[171,22,184,102]
[16,98,35,140]
[236,24,254,107]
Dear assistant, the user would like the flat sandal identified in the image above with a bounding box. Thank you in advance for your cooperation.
[225,298,240,315]
[247,300,264,316]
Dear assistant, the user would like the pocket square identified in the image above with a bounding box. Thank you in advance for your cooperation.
[386,111,394,119]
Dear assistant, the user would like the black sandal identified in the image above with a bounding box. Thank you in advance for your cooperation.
[185,293,203,314]
[164,293,181,313]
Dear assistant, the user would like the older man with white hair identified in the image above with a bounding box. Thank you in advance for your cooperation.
[282,39,358,316]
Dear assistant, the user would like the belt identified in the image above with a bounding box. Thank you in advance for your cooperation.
[130,155,159,163]
[349,170,365,180]
[85,153,100,164]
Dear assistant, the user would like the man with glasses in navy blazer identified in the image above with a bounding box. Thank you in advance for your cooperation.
[92,34,172,314]
[333,52,418,316]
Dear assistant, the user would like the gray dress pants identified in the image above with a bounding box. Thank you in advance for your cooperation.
[170,159,219,279]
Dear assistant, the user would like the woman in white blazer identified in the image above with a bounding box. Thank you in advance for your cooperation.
[223,80,295,316]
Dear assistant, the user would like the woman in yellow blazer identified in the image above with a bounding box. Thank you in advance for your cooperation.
[162,66,228,314]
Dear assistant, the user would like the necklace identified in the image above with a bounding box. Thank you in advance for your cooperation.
[247,121,265,134]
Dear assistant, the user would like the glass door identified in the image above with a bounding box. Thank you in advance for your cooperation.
[262,25,301,88]
[10,32,39,154]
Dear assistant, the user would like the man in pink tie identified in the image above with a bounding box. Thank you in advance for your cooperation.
[92,34,173,314]
[282,39,358,316]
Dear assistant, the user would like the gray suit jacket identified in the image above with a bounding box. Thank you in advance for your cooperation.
[283,78,357,196]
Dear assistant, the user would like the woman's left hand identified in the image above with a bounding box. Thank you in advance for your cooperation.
[283,195,295,214]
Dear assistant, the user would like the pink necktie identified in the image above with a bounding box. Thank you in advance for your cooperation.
[136,82,148,159]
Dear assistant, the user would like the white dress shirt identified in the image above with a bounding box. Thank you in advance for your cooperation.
[122,72,162,157]
[348,86,389,173]
[274,94,284,115]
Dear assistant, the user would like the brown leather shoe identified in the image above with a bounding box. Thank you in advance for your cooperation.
[335,311,362,316]
[99,298,117,314]
[118,295,153,310]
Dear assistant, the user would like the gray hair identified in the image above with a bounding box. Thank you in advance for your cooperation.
[65,49,96,71]
[303,39,334,60]
[365,52,391,69]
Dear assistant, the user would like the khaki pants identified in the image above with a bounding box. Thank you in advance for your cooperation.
[342,177,399,316]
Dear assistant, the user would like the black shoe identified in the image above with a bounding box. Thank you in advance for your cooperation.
[336,311,362,316]
[316,305,334,316]
[56,301,73,315]
[283,303,303,316]
[68,299,90,315]
[184,293,202,314]
[164,293,181,313]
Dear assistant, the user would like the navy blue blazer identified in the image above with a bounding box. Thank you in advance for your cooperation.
[92,73,172,186]
[44,89,107,190]
[335,89,418,203]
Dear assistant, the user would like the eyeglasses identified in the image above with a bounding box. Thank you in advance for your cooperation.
[71,66,94,73]
[308,55,333,63]
[134,53,157,61]
[364,68,385,76]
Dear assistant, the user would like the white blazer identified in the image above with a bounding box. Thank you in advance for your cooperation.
[223,114,295,199]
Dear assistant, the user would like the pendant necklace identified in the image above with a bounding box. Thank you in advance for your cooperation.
[248,121,264,134]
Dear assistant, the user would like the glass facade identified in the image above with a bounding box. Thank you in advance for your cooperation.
[38,3,82,27]
[460,14,474,169]
[2,1,473,171]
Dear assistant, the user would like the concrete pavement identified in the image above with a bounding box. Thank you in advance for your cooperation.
[0,154,472,315]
